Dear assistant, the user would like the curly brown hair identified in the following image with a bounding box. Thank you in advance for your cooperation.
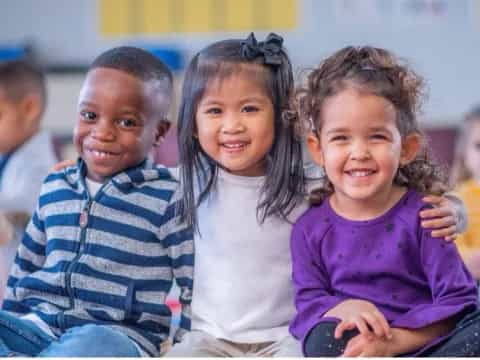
[295,46,447,204]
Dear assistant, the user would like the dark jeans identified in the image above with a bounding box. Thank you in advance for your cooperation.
[304,310,480,357]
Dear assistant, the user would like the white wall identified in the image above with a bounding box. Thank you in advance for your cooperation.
[43,73,85,133]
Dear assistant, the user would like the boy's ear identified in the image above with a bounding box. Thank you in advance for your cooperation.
[20,94,42,129]
[400,133,421,165]
[306,131,325,167]
[154,120,171,146]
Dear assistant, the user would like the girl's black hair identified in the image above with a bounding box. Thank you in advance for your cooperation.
[177,33,305,230]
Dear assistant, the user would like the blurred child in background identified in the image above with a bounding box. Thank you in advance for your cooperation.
[451,106,480,283]
[0,60,57,303]
[0,47,193,357]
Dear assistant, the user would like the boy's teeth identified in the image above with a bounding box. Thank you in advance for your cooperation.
[92,150,112,157]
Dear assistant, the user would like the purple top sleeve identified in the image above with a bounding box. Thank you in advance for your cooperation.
[391,224,477,328]
[289,223,344,342]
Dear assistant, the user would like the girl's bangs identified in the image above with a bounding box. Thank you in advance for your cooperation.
[197,59,271,95]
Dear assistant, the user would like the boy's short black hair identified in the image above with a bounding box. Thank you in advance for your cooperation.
[0,60,46,109]
[90,46,173,100]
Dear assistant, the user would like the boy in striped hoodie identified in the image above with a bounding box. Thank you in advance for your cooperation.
[0,46,193,357]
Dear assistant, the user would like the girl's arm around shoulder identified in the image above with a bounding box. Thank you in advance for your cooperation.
[420,193,467,240]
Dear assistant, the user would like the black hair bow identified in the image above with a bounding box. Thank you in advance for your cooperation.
[240,32,284,66]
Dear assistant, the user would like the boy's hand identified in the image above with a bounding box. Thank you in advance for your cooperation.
[51,159,75,172]
[342,333,392,357]
[326,299,391,340]
[420,195,458,241]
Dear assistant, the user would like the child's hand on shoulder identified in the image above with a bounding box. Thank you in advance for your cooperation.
[51,159,75,172]
[326,299,392,341]
[420,194,461,241]
[342,332,393,357]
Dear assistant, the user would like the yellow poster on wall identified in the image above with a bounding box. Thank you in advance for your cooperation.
[99,0,297,35]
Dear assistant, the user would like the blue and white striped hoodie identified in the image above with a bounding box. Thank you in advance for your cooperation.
[2,159,193,356]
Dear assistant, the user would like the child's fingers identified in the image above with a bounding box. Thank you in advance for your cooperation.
[359,311,391,339]
[430,225,456,239]
[51,159,75,172]
[334,320,356,339]
[342,335,365,357]
[419,207,451,219]
[353,315,374,340]
[444,234,457,242]
[421,215,456,229]
[372,310,392,339]
[421,195,445,206]
[356,312,384,338]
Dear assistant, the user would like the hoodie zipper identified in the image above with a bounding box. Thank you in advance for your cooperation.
[64,199,91,309]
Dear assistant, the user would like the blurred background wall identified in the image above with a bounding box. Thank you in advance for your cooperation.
[1,0,480,165]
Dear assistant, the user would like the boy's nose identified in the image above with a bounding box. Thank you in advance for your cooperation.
[92,119,115,141]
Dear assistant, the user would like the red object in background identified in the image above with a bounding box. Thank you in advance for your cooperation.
[152,125,179,167]
[166,298,181,313]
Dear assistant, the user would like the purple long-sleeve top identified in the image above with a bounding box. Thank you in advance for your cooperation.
[290,189,478,353]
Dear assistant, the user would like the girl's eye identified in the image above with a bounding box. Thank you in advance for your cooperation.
[474,141,480,150]
[117,118,137,128]
[205,107,222,115]
[371,133,388,140]
[80,111,97,121]
[242,105,259,113]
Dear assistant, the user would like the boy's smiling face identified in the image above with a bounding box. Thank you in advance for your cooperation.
[74,67,169,182]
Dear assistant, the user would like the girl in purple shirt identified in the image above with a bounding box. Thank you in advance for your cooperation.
[290,46,480,357]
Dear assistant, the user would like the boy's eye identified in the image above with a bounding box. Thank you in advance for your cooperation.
[80,111,97,121]
[242,105,259,113]
[117,118,137,128]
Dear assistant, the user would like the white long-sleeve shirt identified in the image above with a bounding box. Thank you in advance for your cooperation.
[191,169,310,343]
